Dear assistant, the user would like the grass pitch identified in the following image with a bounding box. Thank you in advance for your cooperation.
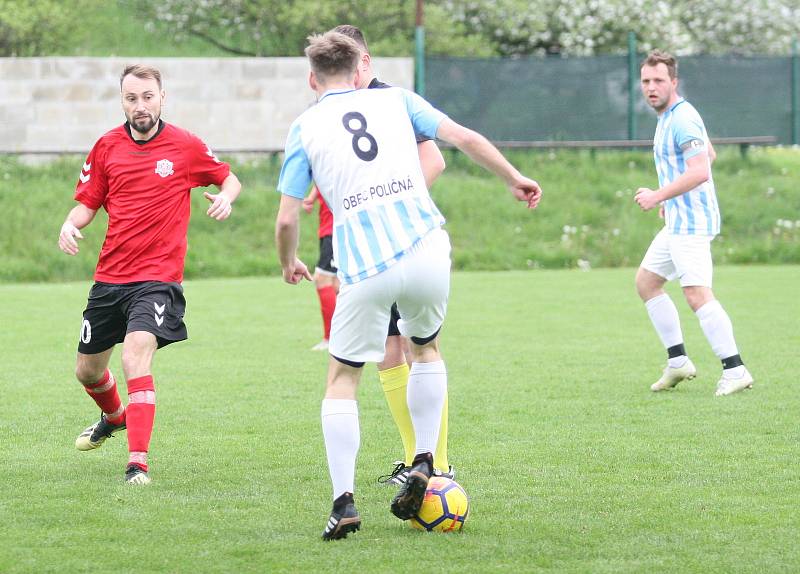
[0,267,797,573]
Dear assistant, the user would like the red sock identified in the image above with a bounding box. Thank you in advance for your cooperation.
[126,375,156,472]
[316,285,337,340]
[83,369,124,425]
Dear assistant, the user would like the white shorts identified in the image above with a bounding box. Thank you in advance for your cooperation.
[640,227,715,287]
[329,228,451,363]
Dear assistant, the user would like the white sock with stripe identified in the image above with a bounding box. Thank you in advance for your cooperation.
[695,300,745,377]
[321,399,359,500]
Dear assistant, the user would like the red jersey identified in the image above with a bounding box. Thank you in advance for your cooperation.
[318,194,333,238]
[74,122,230,283]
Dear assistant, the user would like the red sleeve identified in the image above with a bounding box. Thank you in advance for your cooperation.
[74,139,108,210]
[186,133,231,188]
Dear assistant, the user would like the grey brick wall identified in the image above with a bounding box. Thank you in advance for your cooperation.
[0,57,414,154]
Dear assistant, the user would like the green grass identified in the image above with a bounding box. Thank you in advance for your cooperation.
[0,267,797,573]
[2,147,799,282]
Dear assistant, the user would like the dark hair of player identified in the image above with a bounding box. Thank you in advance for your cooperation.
[332,24,368,52]
[641,50,678,79]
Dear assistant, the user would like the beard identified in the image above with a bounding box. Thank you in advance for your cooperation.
[128,110,160,135]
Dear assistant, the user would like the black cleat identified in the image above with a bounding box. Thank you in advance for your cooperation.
[124,463,151,485]
[378,460,410,486]
[322,492,361,541]
[390,452,433,520]
[75,412,126,451]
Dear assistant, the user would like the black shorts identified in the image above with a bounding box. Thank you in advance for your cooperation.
[78,281,188,354]
[387,302,401,337]
[316,235,338,275]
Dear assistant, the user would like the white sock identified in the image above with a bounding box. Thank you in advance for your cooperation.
[645,294,686,366]
[407,360,447,456]
[695,300,743,376]
[321,399,359,500]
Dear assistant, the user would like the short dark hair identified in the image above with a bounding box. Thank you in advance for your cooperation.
[641,50,677,79]
[305,32,361,80]
[120,64,163,90]
[332,24,368,52]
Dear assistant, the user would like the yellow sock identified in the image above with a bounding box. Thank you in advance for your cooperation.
[379,363,415,465]
[434,393,449,471]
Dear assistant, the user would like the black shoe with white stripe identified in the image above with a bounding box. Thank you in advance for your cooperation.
[378,461,410,486]
[75,412,126,451]
[322,492,361,541]
[390,452,433,520]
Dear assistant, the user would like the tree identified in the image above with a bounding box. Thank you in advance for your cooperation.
[139,0,416,57]
[441,0,800,56]
[141,0,800,57]
[0,0,89,56]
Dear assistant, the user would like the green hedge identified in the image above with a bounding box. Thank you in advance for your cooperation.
[1,147,798,282]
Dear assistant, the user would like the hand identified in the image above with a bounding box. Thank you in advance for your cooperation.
[510,176,542,209]
[204,191,232,220]
[302,197,315,214]
[659,205,665,219]
[282,258,313,285]
[58,221,84,255]
[634,187,662,211]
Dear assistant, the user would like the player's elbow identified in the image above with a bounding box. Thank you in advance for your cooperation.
[694,165,711,184]
[687,162,710,185]
[275,213,297,234]
[222,173,242,195]
[427,154,446,182]
[450,127,482,150]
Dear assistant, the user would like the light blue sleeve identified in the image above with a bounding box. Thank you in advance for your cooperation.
[673,106,707,160]
[400,89,447,140]
[277,120,312,199]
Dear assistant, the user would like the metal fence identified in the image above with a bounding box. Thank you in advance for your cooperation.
[424,54,799,145]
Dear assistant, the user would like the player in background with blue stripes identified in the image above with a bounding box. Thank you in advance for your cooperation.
[275,31,541,540]
[634,50,754,396]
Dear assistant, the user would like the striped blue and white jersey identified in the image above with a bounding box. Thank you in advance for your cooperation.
[278,87,447,284]
[653,99,720,236]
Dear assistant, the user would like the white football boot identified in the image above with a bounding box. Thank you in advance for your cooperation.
[650,359,697,391]
[310,339,329,351]
[715,368,754,396]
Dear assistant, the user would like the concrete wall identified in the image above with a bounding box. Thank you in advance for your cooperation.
[0,57,414,154]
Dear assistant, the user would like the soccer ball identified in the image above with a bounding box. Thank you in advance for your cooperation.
[410,477,469,532]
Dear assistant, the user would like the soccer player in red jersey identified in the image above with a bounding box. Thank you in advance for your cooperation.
[303,185,339,351]
[57,64,242,485]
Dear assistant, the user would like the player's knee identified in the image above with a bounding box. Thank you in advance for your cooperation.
[683,286,714,311]
[75,363,103,386]
[408,330,441,362]
[635,269,662,301]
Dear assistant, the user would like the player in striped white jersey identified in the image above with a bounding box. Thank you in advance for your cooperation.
[635,50,753,397]
[332,23,453,486]
[275,31,541,540]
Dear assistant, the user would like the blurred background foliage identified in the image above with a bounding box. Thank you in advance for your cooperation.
[2,0,798,57]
